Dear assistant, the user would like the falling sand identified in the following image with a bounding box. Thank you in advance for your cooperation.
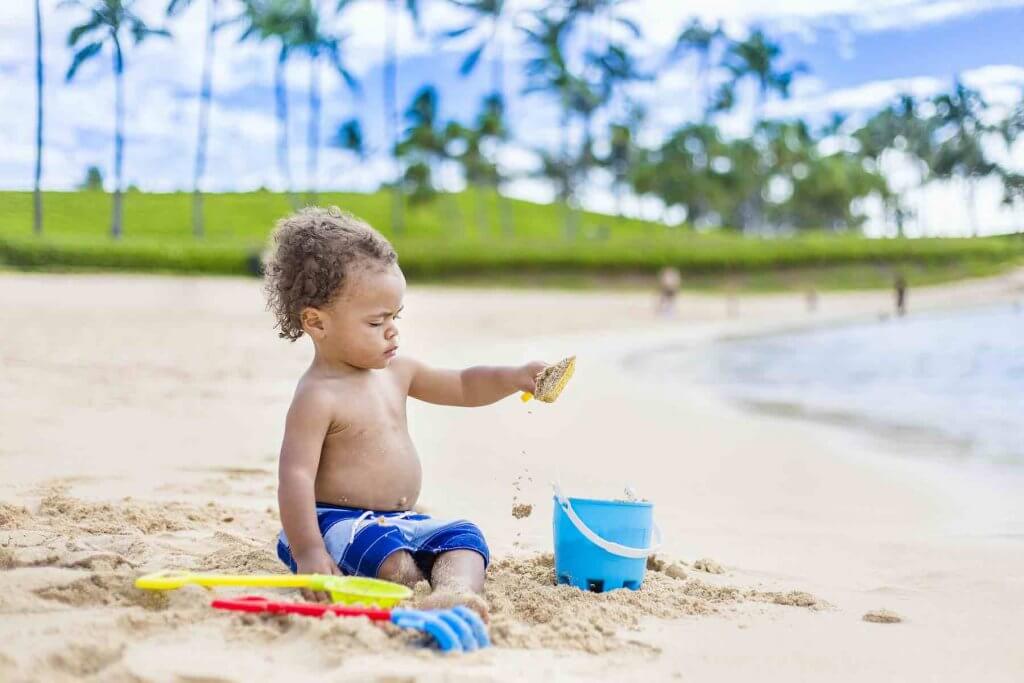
[511,503,534,519]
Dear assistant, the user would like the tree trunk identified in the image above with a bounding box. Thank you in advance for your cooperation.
[560,105,573,239]
[966,178,979,237]
[492,26,512,238]
[697,54,708,120]
[307,53,321,203]
[33,0,43,236]
[112,39,124,240]
[385,0,403,234]
[475,185,487,237]
[275,51,294,206]
[193,0,217,239]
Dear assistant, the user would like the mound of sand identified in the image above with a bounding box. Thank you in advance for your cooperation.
[863,609,902,624]
[485,553,819,653]
[1,489,821,677]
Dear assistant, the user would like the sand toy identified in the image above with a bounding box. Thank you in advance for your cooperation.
[135,571,412,608]
[552,483,661,592]
[211,595,490,652]
[521,356,576,402]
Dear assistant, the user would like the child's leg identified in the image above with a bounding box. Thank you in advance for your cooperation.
[432,549,485,593]
[377,550,425,588]
[420,549,488,619]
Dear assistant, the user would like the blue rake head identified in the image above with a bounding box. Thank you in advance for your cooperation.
[390,606,491,653]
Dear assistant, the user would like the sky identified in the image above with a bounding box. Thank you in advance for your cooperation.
[1,0,1023,236]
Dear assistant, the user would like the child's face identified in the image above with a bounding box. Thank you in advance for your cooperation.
[305,263,405,370]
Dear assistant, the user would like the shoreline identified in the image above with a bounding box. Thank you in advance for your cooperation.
[621,292,1024,543]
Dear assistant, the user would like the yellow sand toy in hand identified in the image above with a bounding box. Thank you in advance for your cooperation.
[521,356,576,403]
[135,571,412,608]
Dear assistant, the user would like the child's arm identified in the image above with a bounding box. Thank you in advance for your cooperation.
[403,358,548,407]
[278,387,340,600]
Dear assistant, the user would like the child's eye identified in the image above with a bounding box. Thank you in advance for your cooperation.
[369,322,383,327]
[393,315,401,321]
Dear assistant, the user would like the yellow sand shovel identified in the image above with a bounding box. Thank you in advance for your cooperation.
[521,356,576,403]
[135,571,412,608]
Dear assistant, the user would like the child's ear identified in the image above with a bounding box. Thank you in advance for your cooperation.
[300,307,325,338]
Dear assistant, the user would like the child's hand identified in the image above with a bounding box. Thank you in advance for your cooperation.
[293,547,342,602]
[517,360,550,394]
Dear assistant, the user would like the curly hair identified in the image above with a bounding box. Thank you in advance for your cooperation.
[263,206,397,341]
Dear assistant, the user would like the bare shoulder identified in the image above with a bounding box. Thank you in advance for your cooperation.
[287,372,350,433]
[386,355,425,389]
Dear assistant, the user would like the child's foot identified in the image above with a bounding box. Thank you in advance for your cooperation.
[419,586,489,622]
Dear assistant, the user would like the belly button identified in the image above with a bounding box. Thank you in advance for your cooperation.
[397,496,408,509]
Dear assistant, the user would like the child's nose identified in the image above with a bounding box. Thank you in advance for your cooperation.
[385,325,398,340]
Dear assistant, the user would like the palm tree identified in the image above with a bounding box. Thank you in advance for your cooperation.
[723,28,806,119]
[240,0,304,205]
[33,0,44,235]
[522,10,575,234]
[63,0,170,239]
[1000,171,1024,232]
[524,3,641,236]
[997,92,1024,231]
[668,18,723,119]
[382,0,421,234]
[395,85,463,232]
[853,95,934,236]
[395,86,464,230]
[441,0,514,234]
[332,117,365,156]
[167,0,232,238]
[566,0,642,172]
[601,104,644,220]
[587,39,646,151]
[441,1,509,96]
[450,94,504,234]
[292,0,358,202]
[930,80,994,236]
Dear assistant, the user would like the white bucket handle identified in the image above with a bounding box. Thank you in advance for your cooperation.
[553,483,662,560]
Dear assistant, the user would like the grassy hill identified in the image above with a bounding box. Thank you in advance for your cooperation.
[1,190,1021,290]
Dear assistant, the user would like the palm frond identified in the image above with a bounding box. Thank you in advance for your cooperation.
[67,12,104,47]
[443,25,475,39]
[66,40,104,81]
[166,0,197,17]
[616,16,642,39]
[459,43,486,76]
[132,24,172,44]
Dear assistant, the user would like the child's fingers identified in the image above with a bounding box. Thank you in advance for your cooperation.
[301,588,316,602]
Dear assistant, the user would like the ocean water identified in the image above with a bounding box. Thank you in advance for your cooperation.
[707,303,1024,467]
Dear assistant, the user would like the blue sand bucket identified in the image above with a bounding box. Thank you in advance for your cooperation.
[552,483,661,592]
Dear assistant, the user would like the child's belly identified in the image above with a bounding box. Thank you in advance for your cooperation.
[313,435,423,511]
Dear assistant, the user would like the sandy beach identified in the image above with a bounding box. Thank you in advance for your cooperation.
[2,270,1023,682]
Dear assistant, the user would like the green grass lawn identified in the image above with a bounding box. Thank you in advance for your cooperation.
[1,190,1022,291]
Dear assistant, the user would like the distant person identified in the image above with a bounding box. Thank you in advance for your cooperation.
[894,273,908,317]
[264,206,549,616]
[805,287,818,313]
[725,280,740,318]
[656,266,682,317]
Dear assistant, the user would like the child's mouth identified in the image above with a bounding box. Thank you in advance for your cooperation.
[384,346,399,358]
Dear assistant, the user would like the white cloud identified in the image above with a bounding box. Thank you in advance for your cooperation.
[616,0,1024,48]
[766,75,945,118]
[765,64,1024,121]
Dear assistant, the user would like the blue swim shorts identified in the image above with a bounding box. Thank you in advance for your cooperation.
[276,503,490,578]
